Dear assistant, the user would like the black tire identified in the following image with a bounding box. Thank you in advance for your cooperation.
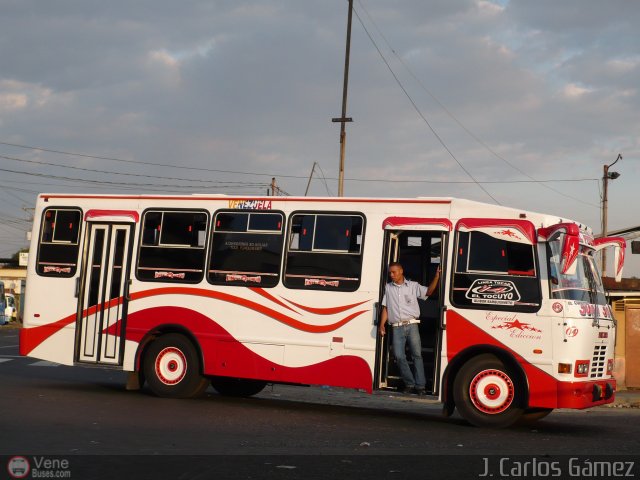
[210,376,268,397]
[143,333,209,398]
[516,408,553,426]
[453,354,525,428]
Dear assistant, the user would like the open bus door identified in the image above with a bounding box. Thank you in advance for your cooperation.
[74,210,137,366]
[376,217,451,394]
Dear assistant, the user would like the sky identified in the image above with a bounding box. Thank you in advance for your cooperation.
[0,0,639,274]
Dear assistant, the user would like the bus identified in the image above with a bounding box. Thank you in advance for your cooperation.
[19,194,626,427]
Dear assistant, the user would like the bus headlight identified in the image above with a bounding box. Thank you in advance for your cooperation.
[575,360,590,377]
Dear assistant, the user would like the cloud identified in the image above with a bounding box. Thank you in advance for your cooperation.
[0,92,28,111]
[0,80,56,111]
[562,83,593,98]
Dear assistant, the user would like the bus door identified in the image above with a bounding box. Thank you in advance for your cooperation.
[376,217,451,394]
[75,211,137,366]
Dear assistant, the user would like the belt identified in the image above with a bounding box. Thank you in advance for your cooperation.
[391,319,418,327]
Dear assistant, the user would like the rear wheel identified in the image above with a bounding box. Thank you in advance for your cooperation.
[143,334,209,398]
[453,354,525,428]
[211,377,268,397]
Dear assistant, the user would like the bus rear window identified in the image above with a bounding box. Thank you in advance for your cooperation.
[36,208,82,277]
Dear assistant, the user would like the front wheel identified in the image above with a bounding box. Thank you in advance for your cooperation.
[143,333,209,398]
[453,354,525,428]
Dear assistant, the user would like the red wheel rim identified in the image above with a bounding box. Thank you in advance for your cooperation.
[469,368,514,414]
[155,347,187,385]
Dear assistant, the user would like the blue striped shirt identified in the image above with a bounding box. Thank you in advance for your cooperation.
[382,279,428,324]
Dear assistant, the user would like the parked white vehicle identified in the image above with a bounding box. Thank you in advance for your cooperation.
[5,293,16,322]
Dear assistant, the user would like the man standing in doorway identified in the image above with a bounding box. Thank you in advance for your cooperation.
[378,262,440,395]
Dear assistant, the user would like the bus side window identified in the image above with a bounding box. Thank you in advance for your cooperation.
[452,231,541,312]
[208,211,284,288]
[36,208,83,277]
[284,213,365,292]
[136,210,209,283]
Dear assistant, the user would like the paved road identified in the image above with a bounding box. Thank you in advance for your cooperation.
[1,327,639,478]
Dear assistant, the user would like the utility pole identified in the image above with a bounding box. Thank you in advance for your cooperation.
[332,0,354,197]
[601,154,622,275]
[270,177,278,196]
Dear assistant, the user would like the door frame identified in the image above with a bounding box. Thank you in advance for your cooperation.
[375,217,451,394]
[74,219,135,366]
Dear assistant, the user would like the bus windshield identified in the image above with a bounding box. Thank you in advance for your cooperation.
[547,241,607,305]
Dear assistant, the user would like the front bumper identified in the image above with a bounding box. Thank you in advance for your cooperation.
[556,379,616,409]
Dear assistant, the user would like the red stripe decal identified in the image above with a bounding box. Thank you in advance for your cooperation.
[456,218,537,245]
[42,194,452,205]
[20,313,76,356]
[20,296,125,356]
[382,217,453,230]
[85,209,139,222]
[280,298,370,315]
[131,287,367,333]
[249,287,299,314]
[21,287,368,355]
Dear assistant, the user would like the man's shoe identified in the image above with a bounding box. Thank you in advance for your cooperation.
[402,386,415,394]
[415,388,427,395]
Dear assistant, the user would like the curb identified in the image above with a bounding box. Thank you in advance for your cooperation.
[0,322,22,330]
[602,389,640,409]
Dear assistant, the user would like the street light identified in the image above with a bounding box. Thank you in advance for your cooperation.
[601,153,622,275]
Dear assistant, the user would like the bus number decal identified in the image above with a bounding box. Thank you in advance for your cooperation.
[565,326,579,337]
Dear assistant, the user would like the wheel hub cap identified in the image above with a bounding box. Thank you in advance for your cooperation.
[155,347,187,385]
[469,368,514,414]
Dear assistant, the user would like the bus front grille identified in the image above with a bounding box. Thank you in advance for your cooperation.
[590,345,606,379]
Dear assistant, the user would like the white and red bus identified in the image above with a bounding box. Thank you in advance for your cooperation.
[20,194,625,427]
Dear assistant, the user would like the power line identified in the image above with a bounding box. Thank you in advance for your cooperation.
[315,163,334,196]
[0,140,600,191]
[0,165,270,191]
[354,0,598,209]
[352,7,500,204]
[0,153,273,187]
[0,190,30,210]
[0,141,304,180]
[0,221,28,233]
[0,178,267,195]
